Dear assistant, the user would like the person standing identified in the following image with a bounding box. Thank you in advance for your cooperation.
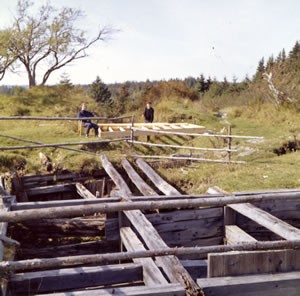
[77,103,99,137]
[143,102,154,141]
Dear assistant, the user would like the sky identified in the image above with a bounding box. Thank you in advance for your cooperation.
[0,0,299,85]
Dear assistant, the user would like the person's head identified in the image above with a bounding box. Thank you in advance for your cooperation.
[81,103,86,110]
[146,102,151,109]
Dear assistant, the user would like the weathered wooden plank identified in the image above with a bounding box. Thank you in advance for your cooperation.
[120,227,168,286]
[11,197,121,210]
[197,271,300,296]
[229,203,300,240]
[100,154,132,198]
[36,283,186,296]
[4,191,300,222]
[18,240,120,259]
[225,225,257,245]
[208,249,300,278]
[100,155,199,294]
[9,263,143,294]
[4,240,300,273]
[125,209,199,294]
[0,197,9,296]
[121,158,158,196]
[11,217,105,239]
[76,183,97,199]
[147,208,223,224]
[26,183,75,196]
[135,158,181,195]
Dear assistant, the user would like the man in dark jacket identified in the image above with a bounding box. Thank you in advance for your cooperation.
[144,102,154,123]
[143,102,154,141]
[77,103,99,137]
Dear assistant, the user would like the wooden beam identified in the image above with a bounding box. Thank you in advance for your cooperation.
[3,192,300,222]
[208,249,300,278]
[229,203,300,240]
[11,189,300,210]
[9,263,142,294]
[132,127,263,140]
[120,210,199,294]
[100,155,198,294]
[26,183,75,196]
[197,271,300,296]
[100,154,132,198]
[131,140,237,152]
[35,283,185,296]
[121,158,158,196]
[76,183,97,199]
[134,154,245,164]
[135,158,181,195]
[225,225,257,245]
[2,240,300,273]
[120,227,168,286]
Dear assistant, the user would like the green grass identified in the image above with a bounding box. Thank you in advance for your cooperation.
[1,88,300,194]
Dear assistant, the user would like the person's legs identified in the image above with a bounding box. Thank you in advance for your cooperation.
[91,122,99,137]
[83,123,92,137]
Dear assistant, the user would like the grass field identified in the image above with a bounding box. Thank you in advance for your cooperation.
[0,89,300,194]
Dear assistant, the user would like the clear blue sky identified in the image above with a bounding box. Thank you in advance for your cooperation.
[0,0,299,85]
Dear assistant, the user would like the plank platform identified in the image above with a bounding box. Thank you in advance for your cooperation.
[98,122,205,138]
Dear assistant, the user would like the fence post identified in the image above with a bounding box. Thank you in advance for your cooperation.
[130,115,135,147]
[227,125,232,162]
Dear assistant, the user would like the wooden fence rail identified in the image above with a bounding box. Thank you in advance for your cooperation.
[2,191,300,222]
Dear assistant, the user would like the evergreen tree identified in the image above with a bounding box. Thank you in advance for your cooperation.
[90,76,112,106]
[281,48,286,62]
[288,41,300,60]
[59,72,73,89]
[253,57,265,81]
[266,55,274,71]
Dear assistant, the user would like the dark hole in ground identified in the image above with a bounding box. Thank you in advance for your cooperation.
[273,140,300,156]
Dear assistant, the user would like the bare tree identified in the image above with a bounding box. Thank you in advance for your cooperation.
[1,0,114,87]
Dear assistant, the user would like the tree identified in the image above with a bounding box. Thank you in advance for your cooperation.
[253,57,265,81]
[0,30,16,80]
[0,0,113,87]
[90,76,112,106]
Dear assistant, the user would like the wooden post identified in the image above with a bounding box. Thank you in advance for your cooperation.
[130,115,135,146]
[227,125,232,162]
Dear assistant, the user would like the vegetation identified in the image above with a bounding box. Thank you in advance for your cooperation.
[0,40,300,194]
[0,0,113,87]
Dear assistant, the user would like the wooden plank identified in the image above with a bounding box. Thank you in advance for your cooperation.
[4,240,300,273]
[100,155,198,294]
[100,155,132,198]
[147,208,223,225]
[225,225,257,245]
[125,209,198,293]
[11,197,121,210]
[229,203,300,240]
[5,192,300,223]
[18,240,120,259]
[208,249,300,278]
[197,271,300,296]
[121,158,158,196]
[36,283,186,296]
[0,196,10,296]
[135,158,181,195]
[120,227,168,285]
[9,263,143,294]
[76,183,97,199]
[26,183,75,196]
